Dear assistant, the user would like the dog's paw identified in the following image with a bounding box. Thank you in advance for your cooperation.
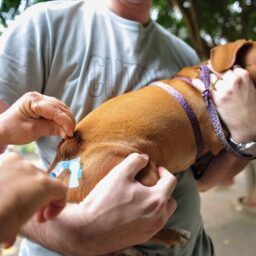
[168,229,191,248]
[151,228,191,248]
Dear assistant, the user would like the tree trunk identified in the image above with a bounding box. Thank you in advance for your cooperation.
[170,0,209,59]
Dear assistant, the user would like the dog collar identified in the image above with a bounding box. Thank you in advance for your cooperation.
[50,157,83,188]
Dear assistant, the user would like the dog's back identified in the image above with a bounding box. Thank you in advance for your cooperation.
[49,77,220,202]
[48,39,256,248]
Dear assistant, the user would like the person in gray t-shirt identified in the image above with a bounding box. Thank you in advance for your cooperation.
[0,0,255,256]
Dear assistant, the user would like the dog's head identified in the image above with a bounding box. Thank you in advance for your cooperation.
[211,39,256,84]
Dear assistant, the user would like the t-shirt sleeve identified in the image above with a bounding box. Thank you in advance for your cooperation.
[0,4,50,105]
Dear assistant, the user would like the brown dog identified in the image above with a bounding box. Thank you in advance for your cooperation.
[48,39,256,249]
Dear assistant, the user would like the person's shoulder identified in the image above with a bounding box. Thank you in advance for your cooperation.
[26,0,85,12]
[8,0,86,34]
[153,22,200,65]
[14,0,85,25]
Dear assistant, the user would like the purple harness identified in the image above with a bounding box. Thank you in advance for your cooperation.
[199,65,247,158]
[152,81,203,159]
[152,65,249,159]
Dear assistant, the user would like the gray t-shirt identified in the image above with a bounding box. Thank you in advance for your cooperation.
[0,0,213,255]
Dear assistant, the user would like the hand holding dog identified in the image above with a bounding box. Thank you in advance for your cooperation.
[0,92,76,145]
[211,65,256,143]
[56,153,177,255]
[0,152,67,248]
[193,64,255,191]
[193,64,256,143]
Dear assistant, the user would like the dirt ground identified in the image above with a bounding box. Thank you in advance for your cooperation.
[201,172,256,256]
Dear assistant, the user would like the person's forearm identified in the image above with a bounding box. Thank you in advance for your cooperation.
[19,153,177,255]
[0,115,8,147]
[0,101,10,147]
[197,150,248,192]
[20,206,89,256]
[20,204,108,256]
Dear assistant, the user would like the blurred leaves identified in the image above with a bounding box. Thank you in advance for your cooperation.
[153,0,256,59]
[0,0,51,27]
[1,0,256,59]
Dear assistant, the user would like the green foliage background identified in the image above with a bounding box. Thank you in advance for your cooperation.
[0,1,254,153]
[1,0,256,59]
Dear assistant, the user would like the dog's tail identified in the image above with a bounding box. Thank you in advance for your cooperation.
[48,130,84,172]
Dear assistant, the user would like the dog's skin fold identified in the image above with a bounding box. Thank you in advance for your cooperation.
[48,39,256,249]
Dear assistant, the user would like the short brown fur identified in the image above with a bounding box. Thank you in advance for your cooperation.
[48,39,256,249]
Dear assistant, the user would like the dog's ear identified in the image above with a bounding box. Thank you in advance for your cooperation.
[210,39,254,72]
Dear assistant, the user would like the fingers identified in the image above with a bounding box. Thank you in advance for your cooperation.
[211,67,250,101]
[231,65,251,84]
[42,200,66,221]
[154,166,177,197]
[212,64,251,89]
[25,169,68,223]
[0,155,67,244]
[33,100,76,138]
[22,92,76,138]
[36,177,67,222]
[35,199,66,223]
[192,64,252,102]
[0,151,21,162]
[1,237,16,249]
[111,153,149,180]
[34,118,72,139]
[191,78,205,92]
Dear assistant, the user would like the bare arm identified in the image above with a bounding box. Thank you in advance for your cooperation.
[0,92,76,146]
[196,150,248,192]
[194,65,256,191]
[0,100,9,152]
[0,96,176,255]
[0,93,76,246]
[0,153,67,248]
[21,154,177,256]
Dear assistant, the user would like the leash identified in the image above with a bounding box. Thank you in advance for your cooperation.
[151,81,204,159]
[199,65,255,159]
[152,65,256,160]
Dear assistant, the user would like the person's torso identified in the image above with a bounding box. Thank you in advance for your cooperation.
[32,0,199,166]
[0,1,211,255]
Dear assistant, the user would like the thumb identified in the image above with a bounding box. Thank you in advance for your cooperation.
[35,178,67,223]
[111,153,149,180]
[154,166,177,196]
[35,198,67,223]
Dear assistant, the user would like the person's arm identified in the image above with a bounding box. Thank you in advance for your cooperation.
[21,153,177,256]
[196,150,248,192]
[0,92,76,146]
[194,66,256,191]
[0,153,67,248]
[0,101,9,153]
[0,93,76,246]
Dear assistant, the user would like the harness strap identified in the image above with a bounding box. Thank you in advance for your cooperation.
[199,65,250,158]
[174,76,194,86]
[152,81,204,159]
